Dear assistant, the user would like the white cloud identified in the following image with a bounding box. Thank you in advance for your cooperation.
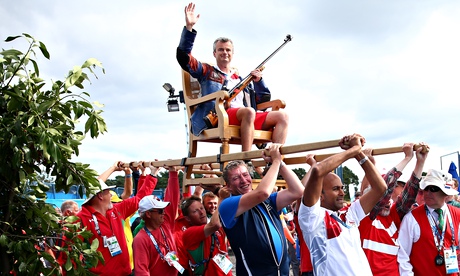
[2,0,459,181]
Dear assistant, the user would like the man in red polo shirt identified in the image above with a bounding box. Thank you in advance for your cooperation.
[75,164,158,275]
[181,194,231,276]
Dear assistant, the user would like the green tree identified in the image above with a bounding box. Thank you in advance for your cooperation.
[105,175,126,187]
[292,167,307,180]
[156,170,184,190]
[0,34,107,275]
[342,166,360,201]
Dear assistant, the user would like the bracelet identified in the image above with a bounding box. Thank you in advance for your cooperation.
[125,174,132,178]
[359,156,368,165]
[280,161,286,169]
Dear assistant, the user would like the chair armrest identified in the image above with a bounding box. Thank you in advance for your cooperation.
[186,90,230,107]
[257,99,286,111]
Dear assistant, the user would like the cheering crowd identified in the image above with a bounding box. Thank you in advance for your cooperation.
[41,2,460,275]
[48,133,460,276]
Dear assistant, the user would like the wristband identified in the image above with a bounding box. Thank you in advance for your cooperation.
[359,156,368,165]
[125,174,132,178]
[280,161,286,169]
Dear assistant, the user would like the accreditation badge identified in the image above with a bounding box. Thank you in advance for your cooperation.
[106,236,122,256]
[444,248,459,274]
[212,253,233,274]
[165,251,185,273]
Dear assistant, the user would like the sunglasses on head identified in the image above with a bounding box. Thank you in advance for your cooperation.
[148,208,164,214]
[425,186,441,193]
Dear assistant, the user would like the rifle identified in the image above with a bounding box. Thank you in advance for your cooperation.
[203,34,293,129]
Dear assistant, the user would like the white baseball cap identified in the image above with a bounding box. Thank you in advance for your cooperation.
[420,169,458,196]
[82,179,116,205]
[138,195,170,214]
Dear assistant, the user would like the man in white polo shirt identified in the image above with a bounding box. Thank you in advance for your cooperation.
[298,134,386,276]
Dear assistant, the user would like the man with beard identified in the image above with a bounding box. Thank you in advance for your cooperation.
[358,143,429,276]
[76,162,158,276]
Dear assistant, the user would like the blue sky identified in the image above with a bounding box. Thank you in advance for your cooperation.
[2,0,460,182]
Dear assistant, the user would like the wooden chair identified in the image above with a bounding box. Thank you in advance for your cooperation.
[181,70,286,186]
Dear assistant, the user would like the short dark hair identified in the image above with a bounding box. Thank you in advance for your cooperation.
[181,196,202,216]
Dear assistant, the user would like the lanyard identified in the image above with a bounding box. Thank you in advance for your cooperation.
[330,212,351,229]
[92,214,102,235]
[189,233,218,272]
[145,226,170,260]
[425,206,456,252]
[91,213,117,237]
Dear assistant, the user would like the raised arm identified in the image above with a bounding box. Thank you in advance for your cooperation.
[395,143,428,219]
[119,162,133,200]
[184,2,200,31]
[203,192,225,237]
[97,161,122,182]
[235,144,283,216]
[295,154,316,212]
[356,147,387,215]
[276,158,304,211]
[367,143,414,219]
[302,134,362,207]
[135,161,160,199]
[359,148,376,194]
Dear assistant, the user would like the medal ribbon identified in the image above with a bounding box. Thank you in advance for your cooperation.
[425,206,455,253]
[145,226,170,261]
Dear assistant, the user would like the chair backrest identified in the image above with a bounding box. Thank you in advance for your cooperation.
[181,70,201,119]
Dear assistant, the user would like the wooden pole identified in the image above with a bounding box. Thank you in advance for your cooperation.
[122,139,342,168]
[263,143,429,167]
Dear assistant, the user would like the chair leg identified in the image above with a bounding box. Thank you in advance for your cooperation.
[220,138,230,172]
[221,138,230,155]
[183,140,198,197]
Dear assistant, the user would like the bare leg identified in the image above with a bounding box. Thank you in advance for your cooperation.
[262,110,289,144]
[236,107,255,151]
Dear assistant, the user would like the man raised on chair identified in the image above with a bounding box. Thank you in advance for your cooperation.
[176,2,288,152]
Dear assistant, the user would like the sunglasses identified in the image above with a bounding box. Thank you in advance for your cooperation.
[425,186,441,193]
[148,209,164,214]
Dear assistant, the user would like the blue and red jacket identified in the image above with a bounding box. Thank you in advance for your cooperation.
[176,27,270,136]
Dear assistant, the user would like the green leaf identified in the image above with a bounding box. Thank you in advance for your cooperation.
[93,101,104,108]
[46,128,60,136]
[84,115,95,134]
[90,238,99,251]
[1,49,23,56]
[82,57,103,69]
[64,256,72,271]
[38,100,55,113]
[78,101,92,109]
[30,59,40,76]
[39,41,50,59]
[27,116,35,126]
[0,234,8,246]
[66,174,73,185]
[5,35,21,42]
[64,215,80,223]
